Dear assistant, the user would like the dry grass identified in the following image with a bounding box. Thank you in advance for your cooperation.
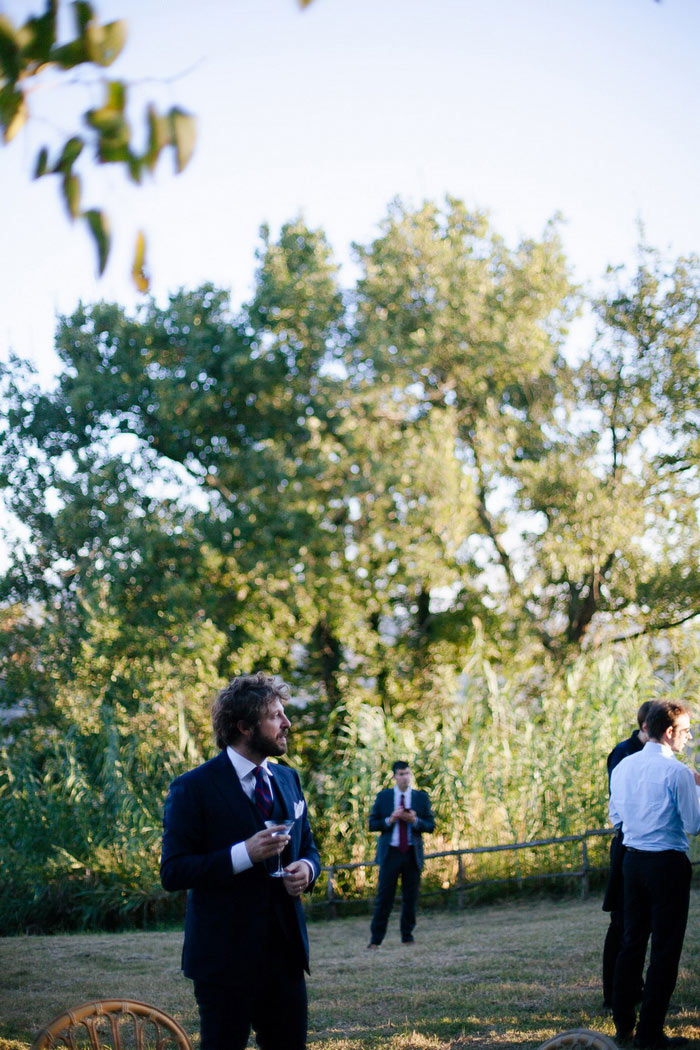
[1,893,698,1050]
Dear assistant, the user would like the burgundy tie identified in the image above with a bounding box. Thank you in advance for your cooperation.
[253,766,273,820]
[398,793,409,853]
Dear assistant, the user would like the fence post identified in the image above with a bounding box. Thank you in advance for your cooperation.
[581,837,589,900]
[457,851,465,910]
[326,865,336,919]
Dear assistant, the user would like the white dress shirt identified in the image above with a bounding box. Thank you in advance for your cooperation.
[388,785,413,847]
[225,746,315,883]
[227,747,273,873]
[609,740,700,852]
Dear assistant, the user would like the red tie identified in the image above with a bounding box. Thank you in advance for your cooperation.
[398,793,409,853]
[254,766,273,820]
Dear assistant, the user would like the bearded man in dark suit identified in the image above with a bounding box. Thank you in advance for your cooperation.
[161,672,320,1050]
[367,760,435,948]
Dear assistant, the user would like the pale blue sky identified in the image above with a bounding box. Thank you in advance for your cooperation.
[2,0,700,379]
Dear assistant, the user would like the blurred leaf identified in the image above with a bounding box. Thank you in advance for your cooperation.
[85,81,130,163]
[73,0,95,36]
[144,105,170,172]
[126,153,143,183]
[85,19,127,66]
[53,135,84,173]
[21,3,58,64]
[84,208,111,274]
[0,84,27,142]
[34,146,49,178]
[131,230,149,293]
[0,16,21,81]
[50,37,87,68]
[85,80,127,132]
[169,107,196,173]
[96,126,130,163]
[62,171,81,219]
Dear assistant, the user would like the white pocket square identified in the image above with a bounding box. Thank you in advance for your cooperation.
[294,800,305,819]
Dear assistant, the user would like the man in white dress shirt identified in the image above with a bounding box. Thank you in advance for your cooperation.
[609,700,700,1050]
[367,760,435,947]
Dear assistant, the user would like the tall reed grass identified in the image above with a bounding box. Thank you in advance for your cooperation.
[1,633,698,933]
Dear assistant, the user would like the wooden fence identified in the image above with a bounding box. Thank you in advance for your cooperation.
[310,827,618,918]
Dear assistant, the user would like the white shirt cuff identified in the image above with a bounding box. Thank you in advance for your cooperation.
[231,840,254,873]
[299,858,316,883]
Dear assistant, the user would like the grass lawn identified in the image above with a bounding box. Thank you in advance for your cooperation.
[1,892,698,1049]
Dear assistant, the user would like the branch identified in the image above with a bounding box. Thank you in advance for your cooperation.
[567,551,616,644]
[469,437,554,650]
[610,607,700,643]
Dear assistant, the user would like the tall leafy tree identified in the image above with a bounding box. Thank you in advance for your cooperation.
[350,197,576,654]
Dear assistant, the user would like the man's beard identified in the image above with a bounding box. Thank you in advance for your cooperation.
[249,721,288,757]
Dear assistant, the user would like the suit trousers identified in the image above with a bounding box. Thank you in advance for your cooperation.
[612,849,691,1043]
[370,846,421,944]
[193,917,308,1050]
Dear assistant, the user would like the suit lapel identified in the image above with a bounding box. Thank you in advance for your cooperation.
[270,764,294,819]
[208,750,259,836]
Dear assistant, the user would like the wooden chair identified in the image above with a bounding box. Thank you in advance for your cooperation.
[31,1000,193,1050]
[537,1031,620,1050]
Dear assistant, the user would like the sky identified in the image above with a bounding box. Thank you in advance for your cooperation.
[1,0,700,382]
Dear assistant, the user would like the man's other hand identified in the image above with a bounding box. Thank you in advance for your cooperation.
[282,860,312,897]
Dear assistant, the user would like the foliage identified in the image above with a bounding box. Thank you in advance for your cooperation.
[0,0,196,285]
[0,0,321,286]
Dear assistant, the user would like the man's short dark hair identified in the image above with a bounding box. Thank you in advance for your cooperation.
[211,672,290,750]
[392,760,410,773]
[645,700,689,742]
[637,700,654,729]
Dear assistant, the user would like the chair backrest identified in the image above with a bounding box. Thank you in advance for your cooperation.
[31,1000,193,1050]
[537,1031,619,1050]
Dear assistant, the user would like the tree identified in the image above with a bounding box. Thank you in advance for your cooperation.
[350,203,700,655]
[2,204,699,733]
[350,197,576,655]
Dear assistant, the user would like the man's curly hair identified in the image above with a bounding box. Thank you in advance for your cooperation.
[211,672,290,750]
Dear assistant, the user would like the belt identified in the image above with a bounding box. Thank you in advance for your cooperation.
[625,847,686,856]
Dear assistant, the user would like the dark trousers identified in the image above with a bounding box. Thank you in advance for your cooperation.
[194,952,307,1050]
[603,907,624,1007]
[603,832,625,1007]
[612,849,691,1043]
[370,847,421,944]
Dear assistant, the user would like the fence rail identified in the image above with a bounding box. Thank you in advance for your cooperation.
[311,827,619,917]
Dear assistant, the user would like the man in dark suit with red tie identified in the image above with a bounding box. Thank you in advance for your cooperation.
[161,672,320,1050]
[367,760,435,948]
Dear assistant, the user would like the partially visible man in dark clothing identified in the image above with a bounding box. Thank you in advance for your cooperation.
[602,701,652,1009]
[610,700,700,1050]
[160,672,320,1050]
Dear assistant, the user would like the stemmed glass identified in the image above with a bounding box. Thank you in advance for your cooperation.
[264,819,295,877]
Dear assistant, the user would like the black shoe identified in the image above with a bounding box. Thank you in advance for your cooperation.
[366,941,380,950]
[633,1036,688,1048]
[615,1030,634,1046]
[401,935,415,943]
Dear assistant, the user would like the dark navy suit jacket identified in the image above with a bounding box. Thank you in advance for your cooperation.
[160,749,320,981]
[369,787,435,871]
[602,729,645,913]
